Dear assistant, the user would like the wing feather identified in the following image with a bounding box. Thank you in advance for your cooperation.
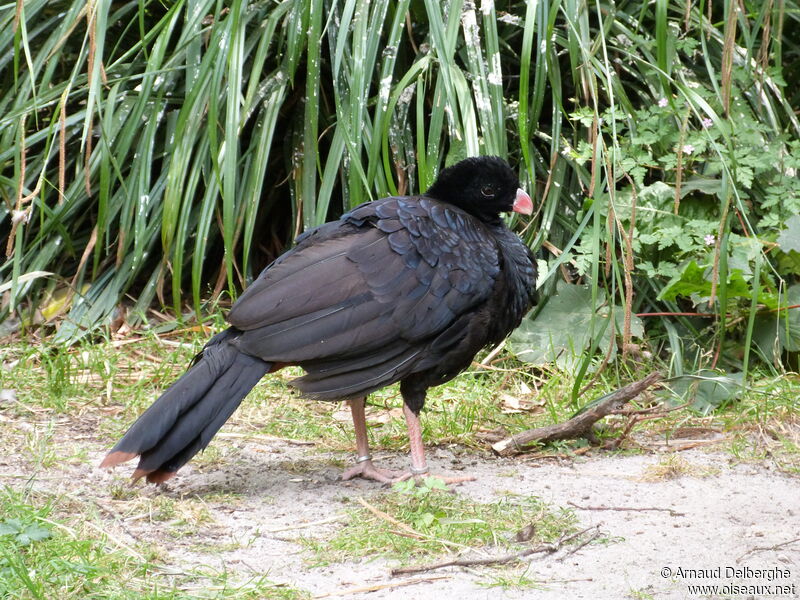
[225,196,502,397]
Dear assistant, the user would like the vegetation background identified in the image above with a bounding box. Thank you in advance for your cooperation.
[2,0,800,395]
[2,2,800,598]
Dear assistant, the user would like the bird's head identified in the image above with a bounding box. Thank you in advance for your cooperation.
[424,156,533,224]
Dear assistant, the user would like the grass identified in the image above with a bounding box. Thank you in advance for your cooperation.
[0,331,312,598]
[301,479,578,566]
[0,486,306,600]
[480,570,542,591]
[627,589,657,600]
[0,328,798,595]
[4,1,800,396]
[640,454,719,482]
[2,330,799,470]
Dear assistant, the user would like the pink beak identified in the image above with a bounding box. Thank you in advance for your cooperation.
[512,188,533,215]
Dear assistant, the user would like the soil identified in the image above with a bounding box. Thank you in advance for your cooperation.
[8,429,799,600]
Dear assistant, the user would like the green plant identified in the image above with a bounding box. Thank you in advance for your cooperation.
[304,484,577,564]
[0,485,308,599]
[0,518,52,548]
[509,12,800,385]
[391,476,451,530]
[3,0,799,395]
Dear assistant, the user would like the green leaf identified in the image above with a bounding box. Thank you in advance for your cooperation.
[666,371,744,414]
[508,282,642,369]
[777,246,800,276]
[569,107,595,127]
[658,262,750,303]
[423,477,448,491]
[752,315,779,364]
[20,524,51,544]
[417,513,436,528]
[0,520,23,535]
[658,261,708,302]
[392,479,417,495]
[680,176,723,198]
[0,520,51,546]
[777,215,800,254]
[778,284,800,352]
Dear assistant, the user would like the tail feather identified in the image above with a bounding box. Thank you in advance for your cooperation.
[134,353,268,476]
[100,332,270,481]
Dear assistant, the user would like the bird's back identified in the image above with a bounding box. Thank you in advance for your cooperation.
[225,194,535,402]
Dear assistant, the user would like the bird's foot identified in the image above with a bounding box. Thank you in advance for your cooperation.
[340,455,476,486]
[340,459,405,484]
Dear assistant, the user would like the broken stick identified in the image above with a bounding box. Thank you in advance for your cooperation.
[390,525,601,576]
[492,372,662,456]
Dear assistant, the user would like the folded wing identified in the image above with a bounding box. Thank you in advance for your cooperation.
[226,197,501,398]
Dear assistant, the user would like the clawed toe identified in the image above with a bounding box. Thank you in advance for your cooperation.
[340,455,477,486]
[341,460,405,483]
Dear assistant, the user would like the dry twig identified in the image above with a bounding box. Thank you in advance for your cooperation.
[390,525,601,576]
[355,497,466,550]
[567,501,685,518]
[266,514,345,533]
[737,537,800,562]
[314,576,451,598]
[557,527,603,561]
[492,373,663,456]
[356,497,425,539]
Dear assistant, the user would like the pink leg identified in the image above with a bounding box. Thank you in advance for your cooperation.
[404,403,429,474]
[402,404,475,484]
[340,398,404,483]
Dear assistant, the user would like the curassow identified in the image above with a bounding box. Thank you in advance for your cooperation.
[101,156,536,483]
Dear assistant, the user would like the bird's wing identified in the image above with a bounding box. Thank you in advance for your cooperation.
[226,197,500,371]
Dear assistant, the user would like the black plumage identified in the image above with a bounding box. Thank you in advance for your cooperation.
[101,156,537,483]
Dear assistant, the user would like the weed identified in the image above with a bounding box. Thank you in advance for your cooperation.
[303,479,577,565]
[628,588,657,600]
[0,485,307,599]
[480,568,542,590]
[641,454,719,482]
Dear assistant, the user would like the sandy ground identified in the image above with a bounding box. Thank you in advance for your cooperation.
[2,389,798,600]
[26,438,794,600]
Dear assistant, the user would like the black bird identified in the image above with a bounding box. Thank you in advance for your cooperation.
[101,156,536,484]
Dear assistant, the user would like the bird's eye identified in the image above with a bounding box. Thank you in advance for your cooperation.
[480,185,495,198]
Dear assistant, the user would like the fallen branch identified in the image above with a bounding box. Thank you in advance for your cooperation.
[390,525,600,576]
[313,576,451,598]
[266,514,345,533]
[737,536,800,562]
[602,403,692,451]
[567,501,685,517]
[492,372,663,456]
[557,527,603,561]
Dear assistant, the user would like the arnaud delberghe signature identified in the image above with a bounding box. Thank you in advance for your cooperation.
[672,566,792,581]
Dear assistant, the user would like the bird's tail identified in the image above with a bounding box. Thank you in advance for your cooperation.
[100,329,270,483]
